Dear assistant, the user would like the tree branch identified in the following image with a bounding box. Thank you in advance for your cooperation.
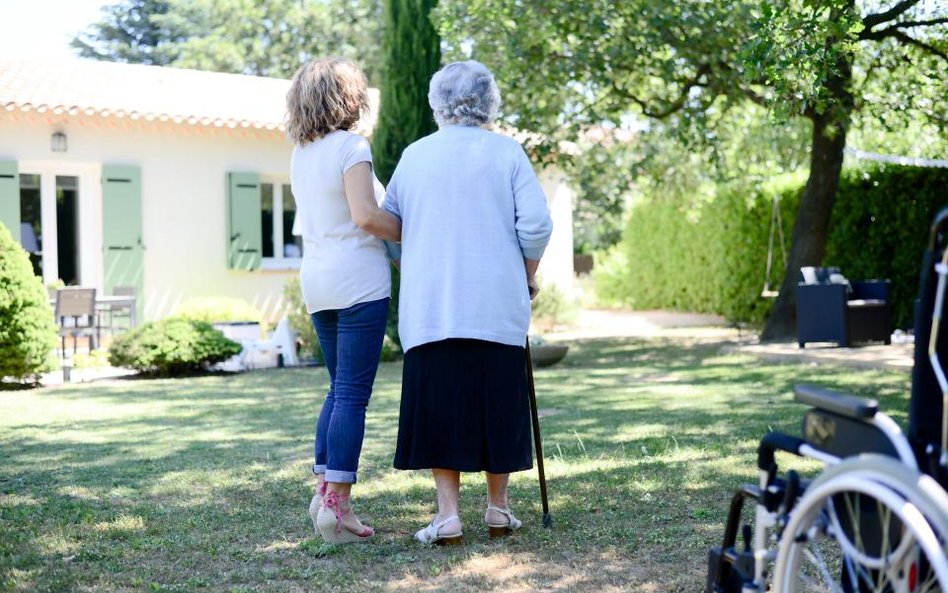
[889,30,948,60]
[861,17,948,40]
[863,0,923,29]
[611,64,711,119]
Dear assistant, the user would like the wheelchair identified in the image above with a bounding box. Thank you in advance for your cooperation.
[707,209,948,592]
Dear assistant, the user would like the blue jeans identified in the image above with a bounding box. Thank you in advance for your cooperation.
[311,297,389,483]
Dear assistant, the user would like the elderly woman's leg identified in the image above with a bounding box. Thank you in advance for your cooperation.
[485,472,522,537]
[415,469,463,544]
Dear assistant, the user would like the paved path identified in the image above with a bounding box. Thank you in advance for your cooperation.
[38,309,913,386]
[546,309,914,372]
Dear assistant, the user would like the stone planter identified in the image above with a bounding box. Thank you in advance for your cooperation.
[530,343,569,367]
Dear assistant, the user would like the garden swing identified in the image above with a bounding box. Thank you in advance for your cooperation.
[761,194,787,298]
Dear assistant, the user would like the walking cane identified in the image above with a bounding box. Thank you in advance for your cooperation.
[525,340,553,528]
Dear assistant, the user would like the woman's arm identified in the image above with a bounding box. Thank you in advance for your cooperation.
[344,162,401,242]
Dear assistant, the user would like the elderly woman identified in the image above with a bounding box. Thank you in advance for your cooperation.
[287,58,400,544]
[384,60,553,545]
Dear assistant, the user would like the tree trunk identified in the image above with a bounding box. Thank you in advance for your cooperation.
[760,44,853,342]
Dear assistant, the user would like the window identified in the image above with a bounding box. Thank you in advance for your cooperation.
[260,181,302,269]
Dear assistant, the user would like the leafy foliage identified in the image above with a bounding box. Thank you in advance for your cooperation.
[73,0,384,83]
[435,0,946,339]
[372,0,441,347]
[530,281,578,332]
[597,163,948,328]
[0,222,57,384]
[372,0,441,185]
[108,318,241,374]
[282,276,320,363]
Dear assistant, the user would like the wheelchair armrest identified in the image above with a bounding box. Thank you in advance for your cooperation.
[794,384,878,419]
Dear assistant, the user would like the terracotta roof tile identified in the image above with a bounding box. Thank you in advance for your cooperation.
[0,58,379,134]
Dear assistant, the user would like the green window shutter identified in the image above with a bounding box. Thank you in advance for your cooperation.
[226,172,262,271]
[102,165,144,311]
[0,160,20,243]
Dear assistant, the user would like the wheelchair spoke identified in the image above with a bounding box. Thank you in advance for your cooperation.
[773,459,948,593]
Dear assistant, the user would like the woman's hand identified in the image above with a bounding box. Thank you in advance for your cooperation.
[528,276,539,300]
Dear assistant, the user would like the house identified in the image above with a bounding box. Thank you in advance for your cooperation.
[0,58,574,322]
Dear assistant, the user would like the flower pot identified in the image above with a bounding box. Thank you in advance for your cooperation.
[530,344,569,367]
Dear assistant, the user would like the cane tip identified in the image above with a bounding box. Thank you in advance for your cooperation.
[542,513,553,528]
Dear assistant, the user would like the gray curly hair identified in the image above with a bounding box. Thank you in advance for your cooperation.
[428,60,501,127]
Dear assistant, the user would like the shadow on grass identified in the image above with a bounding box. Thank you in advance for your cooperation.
[0,336,913,592]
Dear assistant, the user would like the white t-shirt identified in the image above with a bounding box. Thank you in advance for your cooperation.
[290,130,391,313]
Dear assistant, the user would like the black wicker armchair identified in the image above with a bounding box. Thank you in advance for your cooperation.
[794,267,892,348]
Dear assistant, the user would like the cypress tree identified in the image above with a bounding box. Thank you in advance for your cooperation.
[373,0,441,347]
[373,0,441,185]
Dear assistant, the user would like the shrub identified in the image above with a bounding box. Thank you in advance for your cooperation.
[109,318,242,375]
[0,222,57,384]
[282,276,321,362]
[530,281,578,332]
[596,163,948,328]
[173,297,264,325]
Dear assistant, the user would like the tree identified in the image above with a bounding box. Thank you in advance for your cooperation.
[72,0,384,83]
[372,0,441,347]
[71,0,180,65]
[435,0,947,340]
[372,0,441,184]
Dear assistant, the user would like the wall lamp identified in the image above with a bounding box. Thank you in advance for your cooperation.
[51,131,67,153]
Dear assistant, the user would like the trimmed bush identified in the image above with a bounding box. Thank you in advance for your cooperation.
[172,297,263,325]
[597,163,948,328]
[531,280,578,332]
[109,318,242,375]
[282,276,321,362]
[0,222,57,384]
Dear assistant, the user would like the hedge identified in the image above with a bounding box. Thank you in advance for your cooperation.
[596,163,948,328]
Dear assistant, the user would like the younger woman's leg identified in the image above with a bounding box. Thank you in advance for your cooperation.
[310,310,340,479]
[323,297,389,487]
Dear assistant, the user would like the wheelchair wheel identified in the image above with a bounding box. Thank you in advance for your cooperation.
[773,455,948,593]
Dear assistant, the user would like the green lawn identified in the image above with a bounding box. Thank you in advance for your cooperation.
[0,337,911,593]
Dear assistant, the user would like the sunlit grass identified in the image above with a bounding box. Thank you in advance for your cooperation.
[0,337,910,592]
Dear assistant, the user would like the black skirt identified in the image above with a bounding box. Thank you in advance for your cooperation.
[393,338,534,473]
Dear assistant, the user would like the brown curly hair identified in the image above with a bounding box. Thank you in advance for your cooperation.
[285,58,369,146]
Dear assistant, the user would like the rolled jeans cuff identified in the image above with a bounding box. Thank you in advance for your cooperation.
[312,464,327,476]
[324,469,357,484]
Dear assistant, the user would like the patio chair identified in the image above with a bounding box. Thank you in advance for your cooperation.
[105,285,137,332]
[55,287,99,357]
[794,267,892,348]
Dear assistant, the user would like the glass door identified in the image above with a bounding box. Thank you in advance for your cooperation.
[18,174,42,277]
[56,176,80,285]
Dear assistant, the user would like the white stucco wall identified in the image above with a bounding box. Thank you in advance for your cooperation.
[0,114,574,322]
[537,166,575,297]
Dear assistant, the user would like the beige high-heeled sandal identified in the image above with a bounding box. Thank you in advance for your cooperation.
[485,504,522,539]
[307,476,327,534]
[414,515,464,546]
[316,492,374,544]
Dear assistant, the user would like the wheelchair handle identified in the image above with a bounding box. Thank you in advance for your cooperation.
[758,432,806,472]
[929,206,948,251]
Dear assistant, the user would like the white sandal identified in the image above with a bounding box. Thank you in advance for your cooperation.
[485,504,522,539]
[414,515,463,546]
